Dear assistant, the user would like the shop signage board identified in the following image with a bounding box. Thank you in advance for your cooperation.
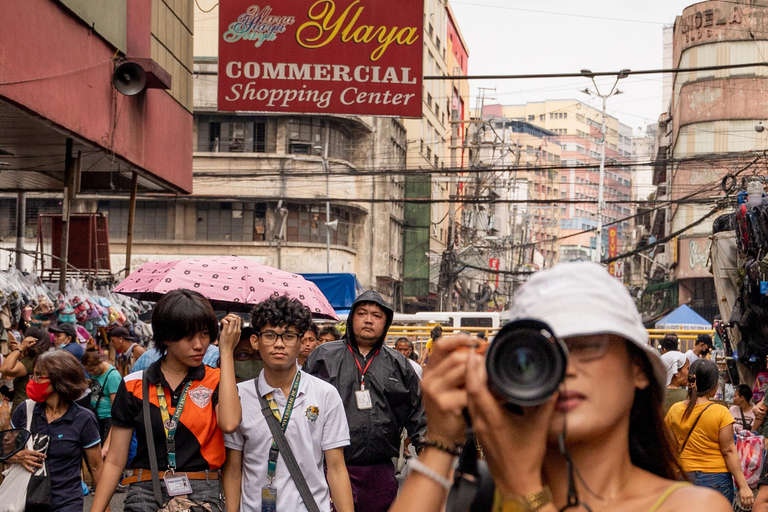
[218,0,424,117]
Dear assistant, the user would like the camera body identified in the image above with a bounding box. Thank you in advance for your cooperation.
[486,319,568,409]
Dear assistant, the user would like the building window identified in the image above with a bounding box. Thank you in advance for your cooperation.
[196,202,266,242]
[98,200,168,241]
[286,205,351,246]
[287,118,351,161]
[528,115,534,121]
[197,116,275,153]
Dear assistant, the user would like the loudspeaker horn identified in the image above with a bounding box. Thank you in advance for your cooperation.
[112,62,147,96]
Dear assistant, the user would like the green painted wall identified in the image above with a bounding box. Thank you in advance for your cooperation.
[59,0,127,52]
[403,175,431,298]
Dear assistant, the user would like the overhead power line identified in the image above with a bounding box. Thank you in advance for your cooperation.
[424,62,768,81]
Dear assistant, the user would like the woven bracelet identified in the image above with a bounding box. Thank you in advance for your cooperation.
[422,437,463,457]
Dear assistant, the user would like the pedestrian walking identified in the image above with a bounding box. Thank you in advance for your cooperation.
[298,322,320,368]
[50,322,84,361]
[394,337,423,380]
[389,261,731,512]
[685,334,713,366]
[110,326,145,377]
[304,290,426,512]
[660,350,689,415]
[81,350,122,454]
[318,325,342,345]
[665,358,753,507]
[9,350,104,512]
[90,289,242,512]
[0,326,50,414]
[222,295,353,512]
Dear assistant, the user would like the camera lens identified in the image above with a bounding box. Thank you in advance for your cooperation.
[486,319,567,407]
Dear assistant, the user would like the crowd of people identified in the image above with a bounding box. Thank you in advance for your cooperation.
[5,260,768,512]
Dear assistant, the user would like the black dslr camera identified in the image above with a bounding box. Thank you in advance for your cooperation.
[447,319,568,512]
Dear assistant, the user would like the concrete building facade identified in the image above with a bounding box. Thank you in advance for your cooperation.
[483,101,634,265]
[0,0,195,274]
[654,0,768,320]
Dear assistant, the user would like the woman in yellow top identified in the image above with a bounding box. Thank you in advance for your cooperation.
[665,358,752,507]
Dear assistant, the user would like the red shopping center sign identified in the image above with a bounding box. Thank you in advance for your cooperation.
[218,0,424,117]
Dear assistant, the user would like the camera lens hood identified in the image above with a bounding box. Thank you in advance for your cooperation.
[486,319,567,408]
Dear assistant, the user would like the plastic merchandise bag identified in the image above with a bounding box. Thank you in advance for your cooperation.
[735,430,765,488]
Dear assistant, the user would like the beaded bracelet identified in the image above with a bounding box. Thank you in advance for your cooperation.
[407,458,452,490]
[422,437,463,457]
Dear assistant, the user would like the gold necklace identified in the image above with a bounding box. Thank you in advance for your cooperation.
[161,363,187,376]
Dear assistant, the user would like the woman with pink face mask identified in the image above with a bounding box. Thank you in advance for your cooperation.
[8,350,104,512]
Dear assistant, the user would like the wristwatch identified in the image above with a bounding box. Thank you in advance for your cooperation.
[495,486,553,512]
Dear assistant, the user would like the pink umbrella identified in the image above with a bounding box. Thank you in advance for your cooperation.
[114,256,339,320]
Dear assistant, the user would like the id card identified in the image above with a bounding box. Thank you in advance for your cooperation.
[262,484,277,512]
[355,389,372,410]
[163,473,193,497]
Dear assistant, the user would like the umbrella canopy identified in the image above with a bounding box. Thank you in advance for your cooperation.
[654,304,710,331]
[114,256,339,320]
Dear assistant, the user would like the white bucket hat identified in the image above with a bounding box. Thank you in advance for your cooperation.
[508,261,665,388]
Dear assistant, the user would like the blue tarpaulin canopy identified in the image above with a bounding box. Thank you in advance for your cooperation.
[654,304,711,331]
[300,273,363,316]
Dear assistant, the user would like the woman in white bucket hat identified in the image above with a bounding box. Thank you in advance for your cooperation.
[390,261,730,512]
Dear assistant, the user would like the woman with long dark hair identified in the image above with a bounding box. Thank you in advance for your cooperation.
[90,289,242,512]
[0,326,50,413]
[389,262,730,512]
[665,358,752,506]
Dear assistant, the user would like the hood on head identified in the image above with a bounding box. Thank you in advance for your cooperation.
[346,289,393,349]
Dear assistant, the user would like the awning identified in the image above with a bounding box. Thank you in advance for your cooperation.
[655,304,711,330]
[300,273,363,313]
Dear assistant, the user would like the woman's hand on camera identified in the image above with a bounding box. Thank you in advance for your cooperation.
[218,314,242,353]
[465,347,556,497]
[421,334,477,445]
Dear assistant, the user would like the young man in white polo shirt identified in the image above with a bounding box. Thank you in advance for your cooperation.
[222,295,354,512]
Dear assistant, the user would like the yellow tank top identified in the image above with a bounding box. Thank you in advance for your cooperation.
[647,482,691,512]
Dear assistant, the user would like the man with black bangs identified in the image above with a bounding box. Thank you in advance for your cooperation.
[91,289,242,512]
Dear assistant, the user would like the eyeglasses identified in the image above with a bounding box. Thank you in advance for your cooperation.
[564,337,609,362]
[31,374,49,383]
[234,351,261,361]
[257,331,300,346]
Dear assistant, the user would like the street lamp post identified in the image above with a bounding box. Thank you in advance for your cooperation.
[580,68,629,263]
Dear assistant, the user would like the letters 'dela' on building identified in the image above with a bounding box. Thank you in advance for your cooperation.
[218,0,424,117]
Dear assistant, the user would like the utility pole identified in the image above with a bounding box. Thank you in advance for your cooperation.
[15,192,25,271]
[581,68,629,263]
[508,136,522,294]
[59,139,79,294]
[316,121,332,273]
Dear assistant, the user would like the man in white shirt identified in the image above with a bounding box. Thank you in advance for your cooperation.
[685,333,713,366]
[394,337,423,380]
[222,295,354,512]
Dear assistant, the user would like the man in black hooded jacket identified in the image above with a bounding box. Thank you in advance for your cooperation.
[304,290,426,512]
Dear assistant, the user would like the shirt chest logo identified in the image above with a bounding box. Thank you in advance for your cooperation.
[188,385,213,408]
[305,405,319,422]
